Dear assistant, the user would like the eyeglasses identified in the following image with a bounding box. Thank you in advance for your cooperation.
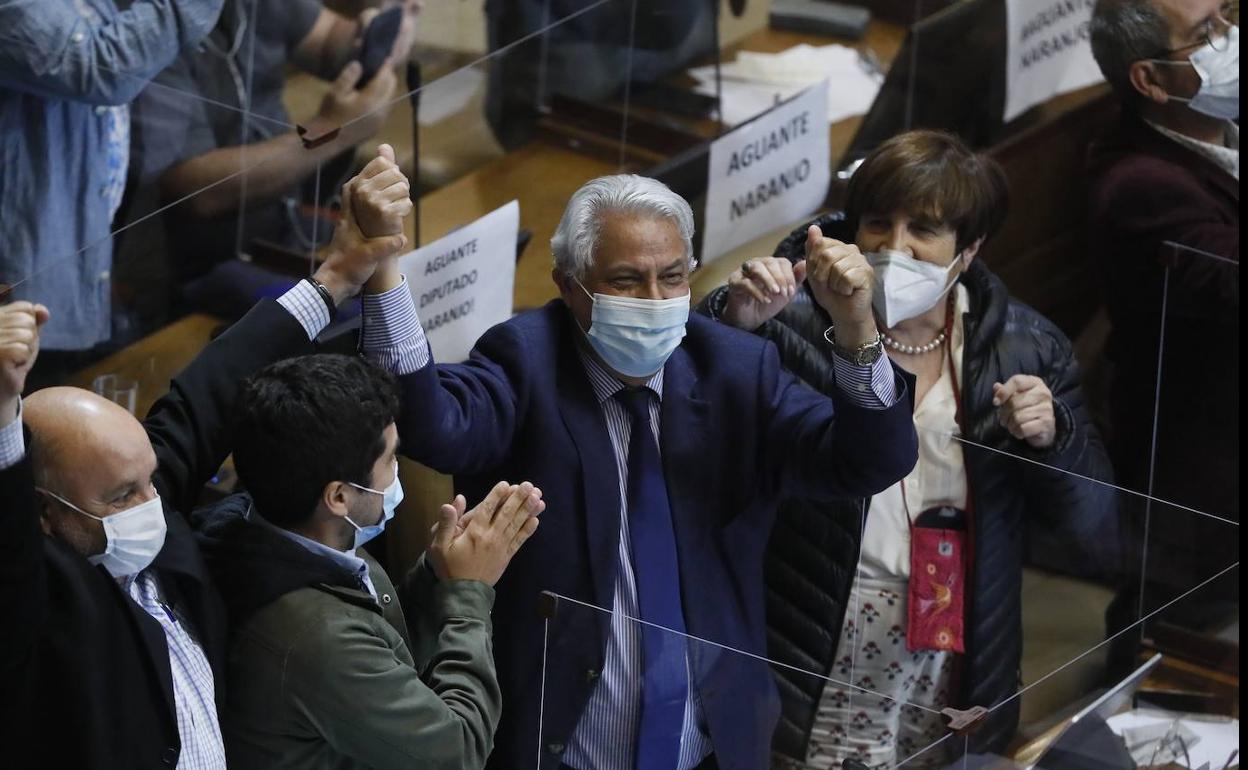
[1147,0,1238,59]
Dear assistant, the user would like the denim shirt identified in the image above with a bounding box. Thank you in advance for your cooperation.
[0,0,223,350]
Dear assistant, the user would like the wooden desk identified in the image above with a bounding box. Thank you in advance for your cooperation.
[69,313,223,420]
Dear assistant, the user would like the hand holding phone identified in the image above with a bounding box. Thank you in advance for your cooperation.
[357,6,403,89]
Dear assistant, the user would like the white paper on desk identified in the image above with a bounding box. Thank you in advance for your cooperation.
[688,44,881,127]
[701,81,831,265]
[1107,710,1240,770]
[1004,0,1105,122]
[398,200,519,363]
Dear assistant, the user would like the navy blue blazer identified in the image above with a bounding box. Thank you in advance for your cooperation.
[398,300,917,770]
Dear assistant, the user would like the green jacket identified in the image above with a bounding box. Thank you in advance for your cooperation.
[194,497,500,770]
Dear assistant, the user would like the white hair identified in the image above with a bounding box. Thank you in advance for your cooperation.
[551,174,696,281]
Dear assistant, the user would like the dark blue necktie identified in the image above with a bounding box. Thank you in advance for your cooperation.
[616,388,689,770]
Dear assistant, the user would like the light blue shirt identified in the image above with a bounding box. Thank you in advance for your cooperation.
[0,0,223,349]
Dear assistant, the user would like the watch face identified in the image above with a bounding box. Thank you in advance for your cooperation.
[857,339,884,365]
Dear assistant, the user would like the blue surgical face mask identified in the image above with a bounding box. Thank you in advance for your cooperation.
[574,279,690,378]
[38,487,167,578]
[346,461,404,550]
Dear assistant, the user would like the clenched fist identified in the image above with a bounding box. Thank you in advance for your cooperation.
[803,226,878,346]
[316,144,413,302]
[0,301,50,425]
[349,143,412,239]
[993,374,1057,449]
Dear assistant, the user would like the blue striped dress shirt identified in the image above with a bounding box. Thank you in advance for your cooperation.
[562,352,715,770]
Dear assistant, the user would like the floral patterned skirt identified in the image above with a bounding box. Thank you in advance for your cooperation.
[788,574,957,770]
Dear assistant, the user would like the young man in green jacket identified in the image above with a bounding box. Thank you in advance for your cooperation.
[194,351,543,770]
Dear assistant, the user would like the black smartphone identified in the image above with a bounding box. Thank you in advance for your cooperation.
[357,6,403,89]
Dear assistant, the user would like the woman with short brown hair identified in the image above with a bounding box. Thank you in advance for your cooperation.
[701,130,1117,768]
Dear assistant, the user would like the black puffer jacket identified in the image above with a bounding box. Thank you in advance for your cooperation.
[699,214,1118,759]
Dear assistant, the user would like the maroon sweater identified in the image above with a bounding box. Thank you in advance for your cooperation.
[1087,112,1239,586]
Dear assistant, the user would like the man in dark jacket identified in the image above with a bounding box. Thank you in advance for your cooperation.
[701,131,1117,765]
[1087,0,1238,614]
[0,149,407,770]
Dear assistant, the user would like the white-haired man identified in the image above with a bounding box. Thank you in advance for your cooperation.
[355,174,919,770]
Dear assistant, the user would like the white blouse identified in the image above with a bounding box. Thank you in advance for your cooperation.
[858,283,970,580]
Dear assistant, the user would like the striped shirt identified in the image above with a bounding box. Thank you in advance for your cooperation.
[124,571,226,770]
[359,277,430,375]
[562,352,714,770]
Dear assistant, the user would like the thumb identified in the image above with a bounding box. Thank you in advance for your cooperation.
[378,143,396,164]
[431,503,457,551]
[335,61,363,92]
[1013,374,1040,392]
[793,260,809,285]
[806,225,822,249]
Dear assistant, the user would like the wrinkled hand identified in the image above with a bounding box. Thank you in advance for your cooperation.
[428,481,545,586]
[803,226,878,346]
[721,256,808,332]
[0,301,50,424]
[993,374,1057,449]
[316,57,397,146]
[317,144,411,301]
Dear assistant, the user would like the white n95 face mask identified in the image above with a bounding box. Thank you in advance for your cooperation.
[1157,25,1240,120]
[575,280,690,378]
[38,488,167,578]
[866,249,962,329]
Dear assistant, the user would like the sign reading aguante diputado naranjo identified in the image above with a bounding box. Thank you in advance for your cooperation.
[398,200,519,363]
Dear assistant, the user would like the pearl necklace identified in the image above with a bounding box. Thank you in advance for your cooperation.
[882,329,947,355]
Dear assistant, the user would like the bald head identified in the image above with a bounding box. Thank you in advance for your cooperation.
[25,387,157,516]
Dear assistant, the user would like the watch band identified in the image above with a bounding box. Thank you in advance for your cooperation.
[823,325,884,366]
[306,278,338,320]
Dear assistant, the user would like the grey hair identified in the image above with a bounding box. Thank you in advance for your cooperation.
[1090,0,1171,103]
[551,174,696,281]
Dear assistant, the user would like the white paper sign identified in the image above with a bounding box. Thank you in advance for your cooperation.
[701,80,831,264]
[1004,0,1105,122]
[398,200,519,363]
